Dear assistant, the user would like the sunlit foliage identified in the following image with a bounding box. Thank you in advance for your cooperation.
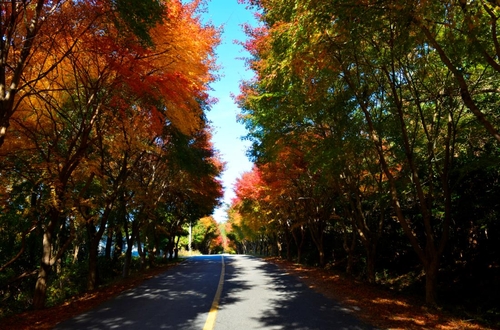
[0,0,223,313]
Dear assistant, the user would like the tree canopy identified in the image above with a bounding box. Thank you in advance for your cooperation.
[230,0,500,313]
[0,0,223,313]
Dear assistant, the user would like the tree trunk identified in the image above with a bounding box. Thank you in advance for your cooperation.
[87,238,99,290]
[318,249,325,267]
[105,227,113,260]
[137,234,145,270]
[424,258,439,305]
[33,201,75,309]
[284,229,292,261]
[113,229,123,262]
[86,206,113,290]
[167,238,174,260]
[275,238,282,258]
[33,224,54,310]
[345,229,357,275]
[365,242,377,284]
[309,223,325,267]
[122,220,138,278]
[292,226,306,264]
[122,244,133,278]
[286,241,291,261]
[72,244,79,264]
[148,245,156,267]
[174,235,180,259]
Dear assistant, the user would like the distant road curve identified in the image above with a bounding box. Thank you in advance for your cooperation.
[55,255,376,330]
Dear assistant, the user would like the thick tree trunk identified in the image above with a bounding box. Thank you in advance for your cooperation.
[284,229,292,261]
[33,225,54,310]
[87,240,99,290]
[286,241,291,261]
[275,239,282,258]
[318,249,325,267]
[345,229,357,275]
[167,238,174,260]
[86,207,112,290]
[292,226,306,264]
[365,243,377,284]
[122,220,138,278]
[33,209,74,310]
[72,244,79,264]
[309,224,325,267]
[122,244,133,278]
[32,184,76,309]
[148,246,156,267]
[424,258,440,305]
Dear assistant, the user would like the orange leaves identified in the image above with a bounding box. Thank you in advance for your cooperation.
[0,0,224,313]
[3,0,221,204]
[16,0,220,140]
[141,0,219,133]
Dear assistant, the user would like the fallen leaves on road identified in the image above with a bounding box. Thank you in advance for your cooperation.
[266,257,491,330]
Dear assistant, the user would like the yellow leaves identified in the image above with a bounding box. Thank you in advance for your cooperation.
[2,0,221,204]
[138,0,219,135]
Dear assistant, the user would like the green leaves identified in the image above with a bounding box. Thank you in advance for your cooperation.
[236,0,500,304]
[112,0,165,46]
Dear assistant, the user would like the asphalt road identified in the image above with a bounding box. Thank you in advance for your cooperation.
[55,255,376,330]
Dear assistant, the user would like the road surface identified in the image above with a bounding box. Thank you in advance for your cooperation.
[55,255,376,329]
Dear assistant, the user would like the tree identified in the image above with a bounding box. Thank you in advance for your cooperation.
[0,0,221,310]
[237,0,499,305]
[0,0,166,148]
[188,216,222,254]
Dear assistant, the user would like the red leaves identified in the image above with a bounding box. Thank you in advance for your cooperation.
[233,166,264,204]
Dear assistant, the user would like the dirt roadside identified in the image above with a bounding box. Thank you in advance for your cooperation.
[266,257,493,330]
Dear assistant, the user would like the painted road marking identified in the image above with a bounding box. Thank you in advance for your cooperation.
[203,255,225,330]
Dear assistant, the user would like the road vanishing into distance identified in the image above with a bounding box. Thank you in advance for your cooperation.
[55,255,376,330]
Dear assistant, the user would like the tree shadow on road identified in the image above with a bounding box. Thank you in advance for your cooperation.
[218,255,376,330]
[54,256,223,330]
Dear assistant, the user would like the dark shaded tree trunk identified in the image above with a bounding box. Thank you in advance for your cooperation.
[123,220,139,278]
[292,226,306,264]
[174,235,180,259]
[309,222,326,267]
[113,229,123,262]
[33,220,55,310]
[167,237,174,260]
[365,242,377,284]
[137,234,146,270]
[105,227,113,260]
[86,223,100,290]
[424,257,440,306]
[86,203,114,290]
[33,208,74,309]
[344,227,357,275]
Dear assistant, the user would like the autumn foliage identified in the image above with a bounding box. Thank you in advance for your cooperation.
[229,0,500,326]
[0,0,223,314]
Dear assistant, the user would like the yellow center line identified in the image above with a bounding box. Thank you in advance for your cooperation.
[203,255,225,330]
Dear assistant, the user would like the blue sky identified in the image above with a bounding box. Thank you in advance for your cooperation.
[198,0,258,222]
